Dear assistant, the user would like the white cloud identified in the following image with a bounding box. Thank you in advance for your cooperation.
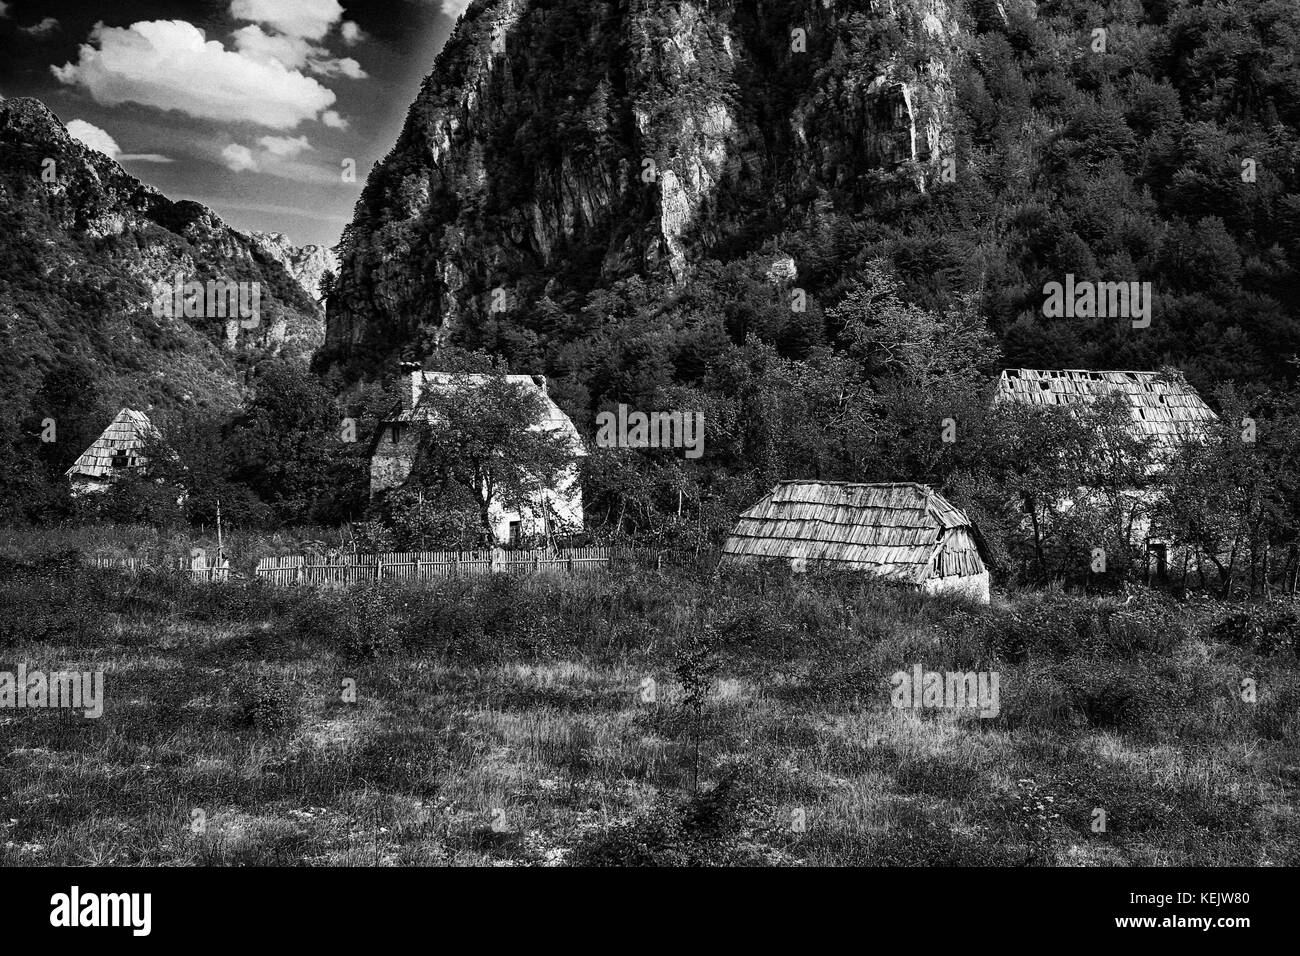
[222,143,258,172]
[313,56,366,79]
[0,4,12,20]
[20,16,59,36]
[340,21,364,45]
[52,20,336,130]
[231,22,366,78]
[231,23,312,69]
[440,0,472,18]
[66,119,120,157]
[258,134,311,157]
[65,118,175,163]
[321,109,348,129]
[229,0,344,41]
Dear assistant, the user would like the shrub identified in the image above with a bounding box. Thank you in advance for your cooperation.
[1208,602,1300,656]
[1054,659,1166,733]
[341,584,400,660]
[233,673,299,735]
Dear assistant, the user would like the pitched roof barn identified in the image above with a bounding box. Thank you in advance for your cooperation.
[65,408,162,493]
[721,481,990,602]
[995,369,1218,452]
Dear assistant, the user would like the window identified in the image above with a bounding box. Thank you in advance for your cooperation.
[508,521,522,547]
[111,450,130,469]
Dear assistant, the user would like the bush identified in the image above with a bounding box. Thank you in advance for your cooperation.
[1209,602,1300,656]
[1055,659,1166,733]
[341,584,400,660]
[233,673,299,735]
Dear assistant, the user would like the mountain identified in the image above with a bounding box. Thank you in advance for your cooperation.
[0,96,324,425]
[324,0,963,371]
[322,0,1300,402]
[248,231,338,308]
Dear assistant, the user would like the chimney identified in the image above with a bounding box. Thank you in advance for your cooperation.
[398,361,421,408]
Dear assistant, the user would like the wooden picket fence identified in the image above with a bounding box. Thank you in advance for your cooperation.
[253,546,613,587]
[86,554,231,582]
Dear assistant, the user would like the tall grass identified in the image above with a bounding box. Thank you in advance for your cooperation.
[0,546,1296,866]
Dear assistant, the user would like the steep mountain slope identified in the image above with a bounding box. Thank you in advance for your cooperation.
[324,0,1300,404]
[325,0,963,372]
[0,96,324,423]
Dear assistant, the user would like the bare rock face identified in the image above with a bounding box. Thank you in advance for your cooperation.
[324,0,964,375]
[248,231,338,308]
[765,254,798,285]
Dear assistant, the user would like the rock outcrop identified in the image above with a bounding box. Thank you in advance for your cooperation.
[248,231,338,308]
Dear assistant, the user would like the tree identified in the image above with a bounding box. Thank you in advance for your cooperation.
[227,361,349,526]
[954,396,1157,583]
[1157,386,1300,594]
[145,409,268,528]
[406,368,581,545]
[0,418,71,524]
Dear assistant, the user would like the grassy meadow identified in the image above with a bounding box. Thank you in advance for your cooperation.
[0,534,1298,866]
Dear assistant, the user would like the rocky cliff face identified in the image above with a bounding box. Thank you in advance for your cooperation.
[0,96,324,418]
[248,231,338,309]
[325,0,964,374]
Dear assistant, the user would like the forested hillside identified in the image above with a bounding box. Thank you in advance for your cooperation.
[0,96,327,518]
[325,0,1300,394]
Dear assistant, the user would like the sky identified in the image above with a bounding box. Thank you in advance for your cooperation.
[0,0,474,249]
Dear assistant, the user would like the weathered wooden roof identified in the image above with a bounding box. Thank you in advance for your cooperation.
[65,408,160,479]
[394,372,584,451]
[721,481,986,583]
[996,369,1218,450]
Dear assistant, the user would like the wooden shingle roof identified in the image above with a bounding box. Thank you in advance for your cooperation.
[995,369,1217,451]
[721,481,986,583]
[65,408,160,479]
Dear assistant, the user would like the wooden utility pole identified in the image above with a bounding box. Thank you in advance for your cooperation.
[216,499,225,580]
